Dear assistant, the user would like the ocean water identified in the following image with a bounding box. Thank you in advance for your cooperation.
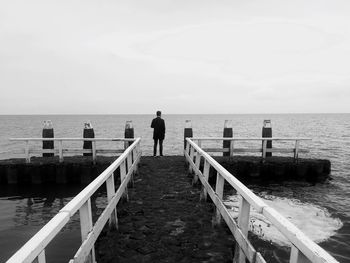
[0,114,349,262]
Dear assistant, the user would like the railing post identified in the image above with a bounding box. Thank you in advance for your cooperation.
[290,245,310,263]
[92,140,96,164]
[262,139,267,159]
[189,143,195,173]
[79,198,95,263]
[132,148,138,174]
[214,172,224,225]
[193,151,201,184]
[127,152,134,187]
[58,140,63,163]
[200,160,210,201]
[106,173,118,229]
[197,139,202,148]
[120,160,129,201]
[25,140,30,163]
[34,250,46,263]
[294,140,300,160]
[234,196,250,263]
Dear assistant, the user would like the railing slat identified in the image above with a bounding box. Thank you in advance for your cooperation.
[106,174,118,229]
[290,245,311,263]
[200,160,210,201]
[189,145,195,173]
[79,198,95,263]
[193,151,201,184]
[37,250,46,263]
[214,172,225,224]
[234,196,251,263]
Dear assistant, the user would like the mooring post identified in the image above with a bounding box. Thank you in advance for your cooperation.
[124,121,134,149]
[42,120,54,157]
[223,120,233,156]
[262,120,272,158]
[184,120,193,149]
[83,122,95,156]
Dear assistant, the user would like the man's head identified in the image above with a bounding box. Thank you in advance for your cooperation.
[156,111,161,117]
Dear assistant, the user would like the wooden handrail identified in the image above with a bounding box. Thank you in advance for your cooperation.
[184,138,338,263]
[6,138,142,263]
[190,137,312,141]
[9,137,136,163]
[10,137,136,141]
[189,137,311,159]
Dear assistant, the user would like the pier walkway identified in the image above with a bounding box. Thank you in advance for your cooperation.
[96,156,234,262]
[6,137,338,263]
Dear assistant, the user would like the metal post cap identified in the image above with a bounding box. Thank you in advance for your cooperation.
[125,121,133,129]
[224,120,232,128]
[43,120,53,129]
[263,120,271,128]
[84,122,93,129]
[185,120,192,128]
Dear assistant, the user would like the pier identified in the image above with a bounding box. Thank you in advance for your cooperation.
[4,133,338,263]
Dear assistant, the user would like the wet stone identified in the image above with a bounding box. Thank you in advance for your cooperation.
[95,156,235,263]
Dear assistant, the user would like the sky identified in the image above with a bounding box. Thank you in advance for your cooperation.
[0,0,350,114]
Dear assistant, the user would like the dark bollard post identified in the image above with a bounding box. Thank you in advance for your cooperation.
[262,120,272,157]
[223,120,233,156]
[184,120,193,149]
[124,121,134,149]
[83,122,95,156]
[42,120,54,157]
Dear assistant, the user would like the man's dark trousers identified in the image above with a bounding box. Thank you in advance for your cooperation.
[153,139,163,156]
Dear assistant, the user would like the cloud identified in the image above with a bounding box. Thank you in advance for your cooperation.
[0,0,350,113]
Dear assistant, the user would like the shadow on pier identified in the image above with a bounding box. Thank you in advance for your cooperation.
[96,156,235,263]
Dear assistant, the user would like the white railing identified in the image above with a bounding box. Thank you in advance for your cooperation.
[191,137,311,159]
[6,138,142,263]
[184,138,338,263]
[9,137,136,163]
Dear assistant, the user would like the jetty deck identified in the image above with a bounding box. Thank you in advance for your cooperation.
[96,156,234,262]
[5,136,338,263]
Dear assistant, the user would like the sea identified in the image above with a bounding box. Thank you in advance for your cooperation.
[0,114,349,263]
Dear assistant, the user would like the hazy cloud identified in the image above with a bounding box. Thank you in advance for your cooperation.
[0,0,350,114]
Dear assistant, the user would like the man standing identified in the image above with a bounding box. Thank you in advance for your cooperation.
[151,111,166,156]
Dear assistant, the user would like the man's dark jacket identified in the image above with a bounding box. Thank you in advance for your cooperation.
[151,117,165,140]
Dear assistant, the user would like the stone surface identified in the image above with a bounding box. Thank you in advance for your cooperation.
[95,156,235,263]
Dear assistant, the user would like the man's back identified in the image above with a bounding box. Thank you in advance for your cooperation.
[151,117,165,140]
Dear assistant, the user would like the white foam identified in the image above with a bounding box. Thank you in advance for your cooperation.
[224,195,343,247]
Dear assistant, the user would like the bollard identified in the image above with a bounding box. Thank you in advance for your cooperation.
[223,120,233,156]
[262,120,272,157]
[124,121,134,149]
[42,120,54,157]
[184,120,193,149]
[83,122,95,156]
